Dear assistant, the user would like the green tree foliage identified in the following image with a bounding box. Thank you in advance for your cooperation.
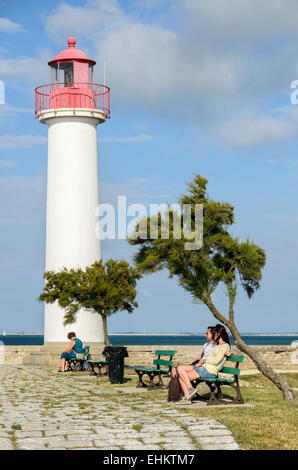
[128,175,296,403]
[39,259,141,345]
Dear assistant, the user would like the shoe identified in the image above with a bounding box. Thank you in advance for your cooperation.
[187,387,197,400]
[174,396,187,404]
[174,398,192,405]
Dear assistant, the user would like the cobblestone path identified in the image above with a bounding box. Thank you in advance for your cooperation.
[0,365,240,450]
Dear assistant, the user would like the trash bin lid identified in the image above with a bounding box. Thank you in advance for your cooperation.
[102,346,129,357]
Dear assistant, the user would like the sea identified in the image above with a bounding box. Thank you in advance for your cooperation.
[0,334,297,346]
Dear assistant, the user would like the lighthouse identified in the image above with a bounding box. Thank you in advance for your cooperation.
[35,38,110,351]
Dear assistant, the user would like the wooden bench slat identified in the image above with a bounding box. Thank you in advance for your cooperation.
[154,350,176,356]
[132,367,169,373]
[215,378,234,383]
[221,366,240,375]
[153,359,173,367]
[226,354,244,363]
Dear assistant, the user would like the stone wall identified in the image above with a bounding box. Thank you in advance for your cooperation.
[3,344,298,370]
[124,345,297,372]
[4,346,41,364]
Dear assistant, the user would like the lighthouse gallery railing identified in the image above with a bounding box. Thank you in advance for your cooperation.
[35,82,110,118]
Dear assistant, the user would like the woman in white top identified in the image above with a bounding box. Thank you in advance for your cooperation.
[172,326,215,379]
[175,324,231,402]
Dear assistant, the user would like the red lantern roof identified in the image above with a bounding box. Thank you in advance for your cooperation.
[48,38,96,66]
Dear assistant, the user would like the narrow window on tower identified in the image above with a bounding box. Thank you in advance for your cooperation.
[51,64,58,88]
[89,64,93,88]
[59,62,74,87]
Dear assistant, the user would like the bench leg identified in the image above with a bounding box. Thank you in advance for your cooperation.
[95,364,103,377]
[90,363,105,377]
[206,382,224,406]
[67,360,75,372]
[147,372,166,391]
[215,383,224,399]
[88,363,95,376]
[73,360,84,372]
[136,371,148,388]
[88,362,100,376]
[229,379,244,404]
[147,373,156,391]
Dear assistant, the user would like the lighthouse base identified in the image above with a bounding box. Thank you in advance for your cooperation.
[23,342,105,367]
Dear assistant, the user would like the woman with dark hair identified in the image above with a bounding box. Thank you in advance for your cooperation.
[59,332,84,372]
[175,324,231,403]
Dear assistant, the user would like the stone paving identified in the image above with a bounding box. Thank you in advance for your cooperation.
[0,365,240,450]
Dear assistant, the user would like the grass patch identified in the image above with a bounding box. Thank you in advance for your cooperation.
[11,424,22,431]
[169,375,297,450]
[240,372,298,389]
[133,424,143,432]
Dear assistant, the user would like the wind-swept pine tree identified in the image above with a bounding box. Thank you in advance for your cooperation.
[128,175,295,403]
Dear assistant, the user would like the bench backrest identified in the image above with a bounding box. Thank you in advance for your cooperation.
[220,354,244,377]
[153,350,176,371]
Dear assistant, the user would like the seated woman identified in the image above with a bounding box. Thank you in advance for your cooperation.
[172,326,216,378]
[175,324,231,402]
[60,332,84,372]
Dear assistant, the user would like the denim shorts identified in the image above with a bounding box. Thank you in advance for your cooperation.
[192,365,217,378]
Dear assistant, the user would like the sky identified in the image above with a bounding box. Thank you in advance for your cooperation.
[0,0,297,334]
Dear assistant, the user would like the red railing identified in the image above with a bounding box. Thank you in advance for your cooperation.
[35,82,110,118]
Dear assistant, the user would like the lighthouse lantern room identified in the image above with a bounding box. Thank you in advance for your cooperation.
[35,38,110,349]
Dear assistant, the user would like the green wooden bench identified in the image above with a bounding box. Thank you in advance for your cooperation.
[191,354,245,405]
[87,352,109,377]
[66,346,90,372]
[131,350,176,390]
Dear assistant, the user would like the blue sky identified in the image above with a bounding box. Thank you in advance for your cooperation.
[0,0,297,334]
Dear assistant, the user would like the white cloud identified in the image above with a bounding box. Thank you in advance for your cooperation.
[100,134,153,143]
[185,0,298,39]
[0,18,26,33]
[0,134,47,149]
[0,104,32,114]
[216,106,298,149]
[0,50,52,90]
[43,0,298,126]
[217,114,292,148]
[45,0,123,45]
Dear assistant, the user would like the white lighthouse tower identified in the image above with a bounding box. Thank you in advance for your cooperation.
[35,38,110,352]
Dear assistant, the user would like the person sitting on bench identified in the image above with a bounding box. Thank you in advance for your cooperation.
[59,332,84,372]
[172,326,216,378]
[175,324,231,402]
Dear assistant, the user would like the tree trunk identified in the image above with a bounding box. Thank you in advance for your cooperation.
[229,323,296,403]
[101,314,110,346]
[205,297,296,403]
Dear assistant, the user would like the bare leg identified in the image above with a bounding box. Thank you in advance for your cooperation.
[61,358,66,372]
[177,365,200,397]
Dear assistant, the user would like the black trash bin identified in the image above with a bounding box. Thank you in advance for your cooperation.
[102,346,129,384]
